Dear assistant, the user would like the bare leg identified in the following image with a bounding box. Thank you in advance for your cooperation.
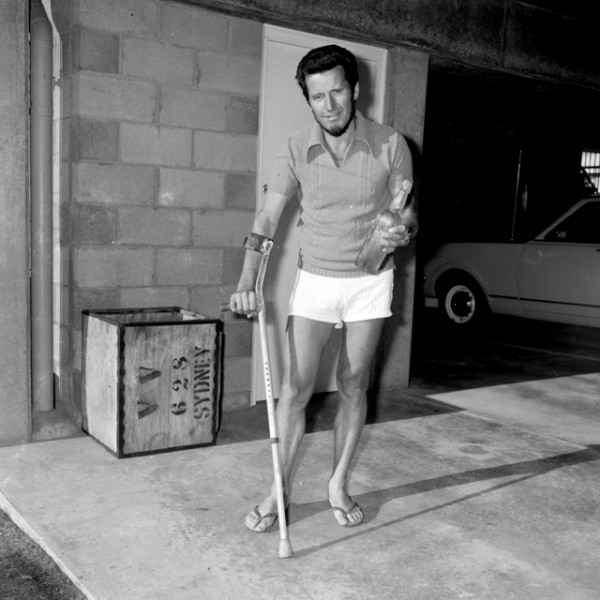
[329,318,385,525]
[246,316,335,531]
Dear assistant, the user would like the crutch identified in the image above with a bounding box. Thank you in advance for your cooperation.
[222,236,293,558]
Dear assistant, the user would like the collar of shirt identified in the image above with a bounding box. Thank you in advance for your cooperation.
[305,110,375,162]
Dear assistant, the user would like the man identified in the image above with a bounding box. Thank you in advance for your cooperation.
[230,44,417,530]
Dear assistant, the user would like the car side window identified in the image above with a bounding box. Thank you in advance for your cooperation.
[543,202,600,244]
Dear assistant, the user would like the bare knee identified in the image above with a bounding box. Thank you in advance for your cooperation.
[336,367,369,401]
[280,376,314,411]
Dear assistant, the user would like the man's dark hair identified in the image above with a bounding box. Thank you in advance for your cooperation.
[296,45,359,101]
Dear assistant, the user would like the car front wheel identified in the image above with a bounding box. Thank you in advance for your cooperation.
[439,277,488,327]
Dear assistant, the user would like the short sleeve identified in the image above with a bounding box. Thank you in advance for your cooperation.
[267,139,300,199]
[388,133,413,201]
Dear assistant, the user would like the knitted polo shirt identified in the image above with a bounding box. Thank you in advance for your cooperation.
[267,111,413,278]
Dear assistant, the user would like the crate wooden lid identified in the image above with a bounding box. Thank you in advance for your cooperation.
[83,307,221,326]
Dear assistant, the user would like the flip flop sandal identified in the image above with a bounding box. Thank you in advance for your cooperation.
[244,501,290,534]
[330,501,364,527]
[245,506,278,533]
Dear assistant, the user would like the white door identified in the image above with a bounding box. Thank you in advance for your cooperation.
[251,25,388,403]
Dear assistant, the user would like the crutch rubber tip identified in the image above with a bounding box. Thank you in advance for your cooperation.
[278,539,293,559]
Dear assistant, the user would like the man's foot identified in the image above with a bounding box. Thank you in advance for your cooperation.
[245,506,278,533]
[244,493,289,533]
[329,500,364,527]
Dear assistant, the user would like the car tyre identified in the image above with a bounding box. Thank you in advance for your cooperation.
[438,276,488,328]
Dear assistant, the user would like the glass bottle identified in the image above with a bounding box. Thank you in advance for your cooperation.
[355,179,413,274]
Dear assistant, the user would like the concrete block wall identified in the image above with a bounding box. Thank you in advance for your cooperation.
[58,0,262,421]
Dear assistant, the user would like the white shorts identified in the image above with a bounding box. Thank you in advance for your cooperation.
[288,269,393,328]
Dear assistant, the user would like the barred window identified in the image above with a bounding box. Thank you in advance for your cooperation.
[581,150,600,193]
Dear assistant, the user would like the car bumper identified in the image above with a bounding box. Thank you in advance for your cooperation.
[424,296,438,308]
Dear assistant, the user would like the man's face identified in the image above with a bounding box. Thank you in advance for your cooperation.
[305,66,358,138]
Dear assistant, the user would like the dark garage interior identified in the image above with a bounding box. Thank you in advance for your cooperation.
[412,53,600,403]
[420,58,600,255]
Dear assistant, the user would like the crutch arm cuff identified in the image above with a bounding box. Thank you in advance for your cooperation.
[244,232,273,253]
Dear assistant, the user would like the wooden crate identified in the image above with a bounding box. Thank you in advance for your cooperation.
[82,307,223,458]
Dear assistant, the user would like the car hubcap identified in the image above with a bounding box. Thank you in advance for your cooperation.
[445,284,475,323]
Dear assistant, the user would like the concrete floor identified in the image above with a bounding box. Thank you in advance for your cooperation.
[1,316,600,599]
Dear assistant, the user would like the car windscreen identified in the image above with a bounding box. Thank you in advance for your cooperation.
[542,202,600,244]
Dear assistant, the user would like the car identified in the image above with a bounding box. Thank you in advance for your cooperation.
[422,195,600,328]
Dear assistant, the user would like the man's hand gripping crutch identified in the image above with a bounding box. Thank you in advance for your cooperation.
[224,233,293,559]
